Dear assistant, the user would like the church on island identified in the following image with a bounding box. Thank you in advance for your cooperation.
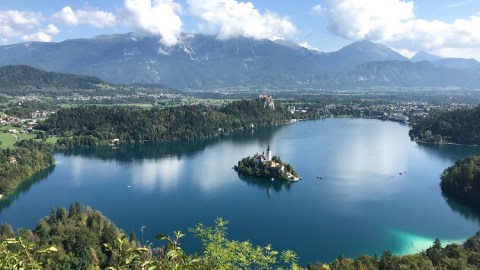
[234,145,300,181]
[257,145,273,163]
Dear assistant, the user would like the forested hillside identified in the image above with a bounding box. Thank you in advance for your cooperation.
[0,140,55,197]
[0,65,104,94]
[38,98,291,147]
[409,106,480,145]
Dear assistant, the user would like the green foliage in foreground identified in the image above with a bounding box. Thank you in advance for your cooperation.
[409,106,480,145]
[234,155,298,181]
[0,140,55,196]
[5,204,480,270]
[441,155,480,206]
[0,204,299,270]
[190,218,299,269]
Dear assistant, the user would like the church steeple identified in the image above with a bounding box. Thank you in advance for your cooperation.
[266,144,272,161]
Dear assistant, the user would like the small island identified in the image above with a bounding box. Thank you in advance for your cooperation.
[234,145,300,181]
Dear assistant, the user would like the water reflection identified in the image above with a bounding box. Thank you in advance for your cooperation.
[59,125,284,163]
[416,143,480,163]
[0,166,55,212]
[131,157,184,192]
[237,173,294,199]
[416,143,480,224]
[325,119,409,203]
[443,195,480,224]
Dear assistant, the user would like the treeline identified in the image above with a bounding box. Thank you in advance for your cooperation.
[0,140,55,197]
[409,106,480,145]
[234,155,298,181]
[38,98,291,147]
[440,155,480,207]
[0,203,299,269]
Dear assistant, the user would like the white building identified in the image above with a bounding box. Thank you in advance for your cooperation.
[266,145,272,161]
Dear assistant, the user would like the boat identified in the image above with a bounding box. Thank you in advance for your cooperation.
[316,176,324,179]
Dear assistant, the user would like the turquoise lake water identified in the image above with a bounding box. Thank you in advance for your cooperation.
[1,118,480,265]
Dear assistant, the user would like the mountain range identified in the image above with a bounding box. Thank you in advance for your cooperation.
[0,32,479,89]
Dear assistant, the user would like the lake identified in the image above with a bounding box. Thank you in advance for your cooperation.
[2,118,480,265]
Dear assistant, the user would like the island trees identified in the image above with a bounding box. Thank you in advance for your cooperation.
[234,154,299,181]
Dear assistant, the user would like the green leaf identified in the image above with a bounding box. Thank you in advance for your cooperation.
[155,234,166,240]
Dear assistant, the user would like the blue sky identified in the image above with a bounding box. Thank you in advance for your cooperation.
[1,0,480,59]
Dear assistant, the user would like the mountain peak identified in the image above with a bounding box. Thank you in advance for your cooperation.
[323,40,407,71]
[337,40,406,59]
[411,51,443,62]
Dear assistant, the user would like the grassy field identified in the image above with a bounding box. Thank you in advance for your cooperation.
[0,133,17,149]
[43,137,58,144]
[17,133,36,140]
[0,123,59,148]
[0,125,20,131]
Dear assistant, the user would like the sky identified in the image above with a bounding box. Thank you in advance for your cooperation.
[1,0,480,60]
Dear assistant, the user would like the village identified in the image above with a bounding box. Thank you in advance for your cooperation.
[0,109,55,148]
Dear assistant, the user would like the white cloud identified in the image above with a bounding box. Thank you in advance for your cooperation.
[0,10,43,41]
[299,41,319,51]
[392,47,416,58]
[323,0,414,41]
[187,0,296,40]
[320,0,480,59]
[124,0,183,46]
[52,6,116,28]
[311,4,324,15]
[22,24,59,42]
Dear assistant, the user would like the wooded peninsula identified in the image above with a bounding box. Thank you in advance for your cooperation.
[0,140,55,198]
[409,105,480,145]
[38,97,291,147]
[441,155,480,207]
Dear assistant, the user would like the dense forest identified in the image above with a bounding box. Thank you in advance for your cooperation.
[3,203,480,269]
[0,140,55,197]
[409,106,480,145]
[38,98,291,147]
[234,155,299,181]
[440,155,480,207]
[0,65,104,93]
